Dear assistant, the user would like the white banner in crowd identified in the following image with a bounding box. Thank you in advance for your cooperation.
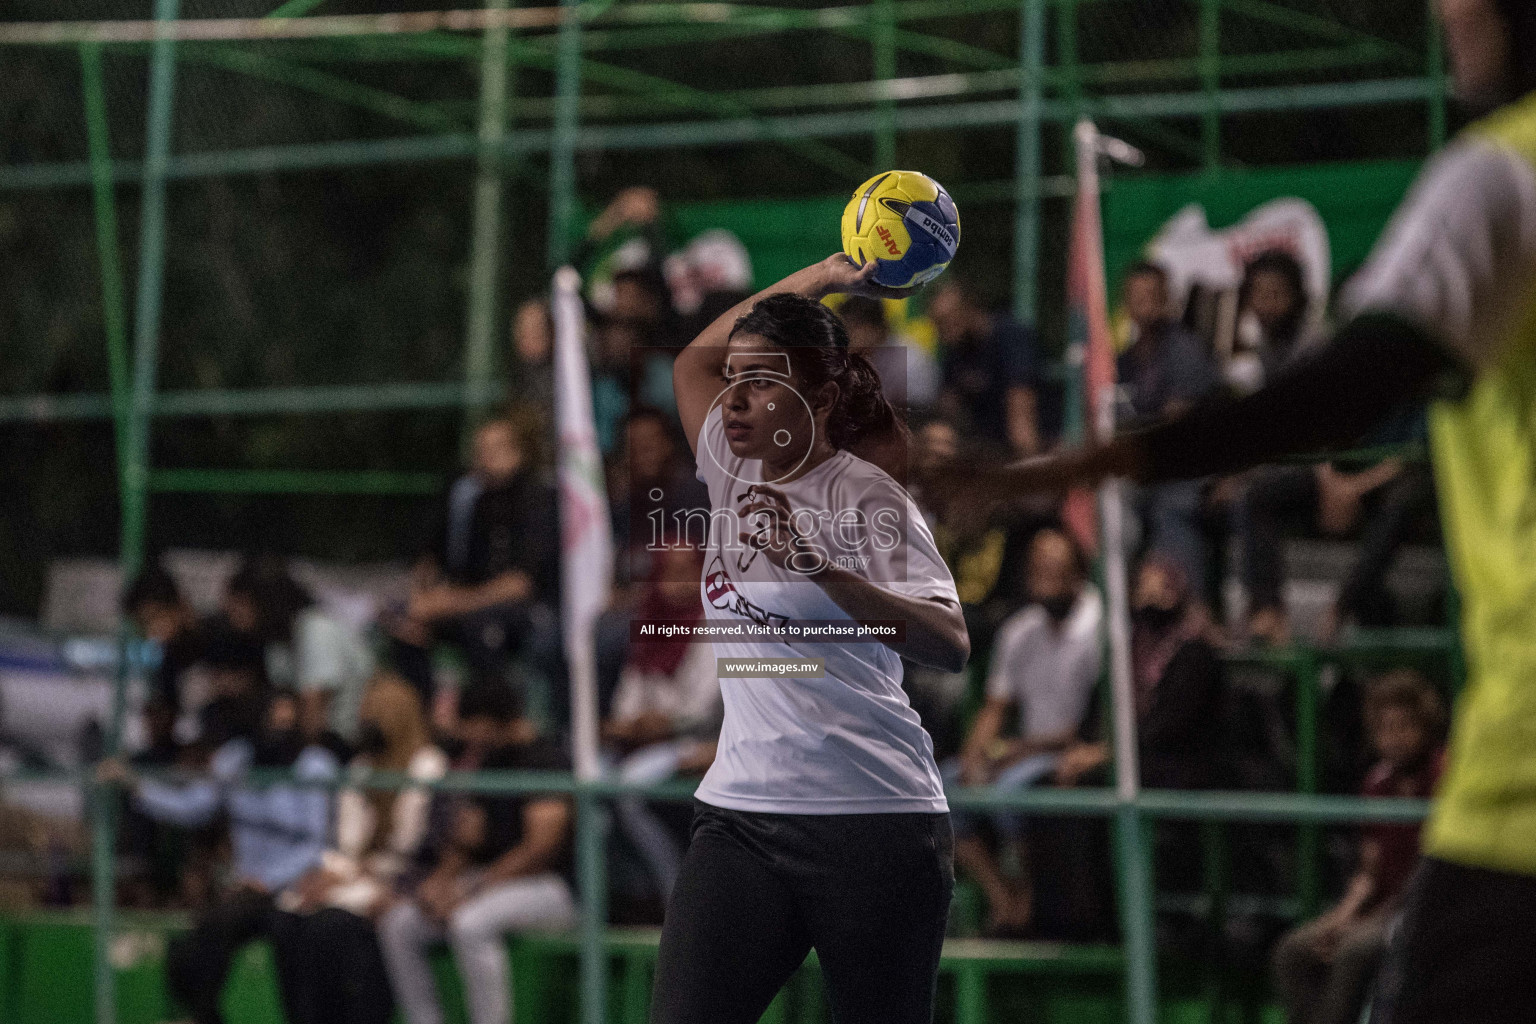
[552,266,613,782]
[1147,197,1331,319]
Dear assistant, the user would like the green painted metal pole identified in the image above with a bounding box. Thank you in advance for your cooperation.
[1295,652,1321,915]
[464,0,513,439]
[1116,804,1158,1024]
[1012,0,1045,323]
[1199,0,1221,171]
[547,0,582,268]
[1426,0,1446,150]
[577,787,610,1024]
[82,44,132,1024]
[873,0,896,169]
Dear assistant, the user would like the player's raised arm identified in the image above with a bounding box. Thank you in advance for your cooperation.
[673,254,908,456]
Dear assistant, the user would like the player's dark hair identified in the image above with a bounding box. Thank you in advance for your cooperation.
[729,292,905,451]
[1124,260,1168,290]
[123,563,183,614]
[1494,0,1536,97]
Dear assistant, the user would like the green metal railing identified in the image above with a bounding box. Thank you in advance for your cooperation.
[32,765,1432,1024]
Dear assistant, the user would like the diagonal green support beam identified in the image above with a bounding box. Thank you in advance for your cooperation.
[1221,0,1418,62]
[267,0,330,17]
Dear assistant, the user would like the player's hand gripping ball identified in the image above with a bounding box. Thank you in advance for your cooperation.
[840,170,961,289]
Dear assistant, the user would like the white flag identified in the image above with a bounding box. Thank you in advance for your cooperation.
[551,266,612,781]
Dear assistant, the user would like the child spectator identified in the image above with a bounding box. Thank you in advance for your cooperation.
[123,564,218,712]
[838,295,942,413]
[602,542,721,903]
[379,682,575,1024]
[945,528,1103,934]
[1270,670,1445,1024]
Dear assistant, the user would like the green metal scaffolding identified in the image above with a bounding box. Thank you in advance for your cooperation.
[0,2,1451,1022]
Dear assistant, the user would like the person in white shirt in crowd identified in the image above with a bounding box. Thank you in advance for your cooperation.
[944,527,1103,935]
[601,541,723,903]
[279,674,450,1024]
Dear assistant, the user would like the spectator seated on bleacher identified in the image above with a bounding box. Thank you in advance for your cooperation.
[224,554,373,759]
[272,673,448,1024]
[600,542,721,907]
[1233,401,1437,647]
[1055,555,1224,792]
[118,695,190,908]
[380,682,575,1024]
[123,563,227,713]
[386,416,562,718]
[98,689,339,1024]
[1116,261,1220,604]
[1271,670,1445,1024]
[944,528,1103,936]
[927,277,1043,460]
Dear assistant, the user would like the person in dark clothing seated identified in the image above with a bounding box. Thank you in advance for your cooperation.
[379,682,575,1024]
[387,416,562,711]
[124,564,220,712]
[926,277,1043,459]
[98,690,339,1024]
[1054,555,1224,791]
[1116,262,1221,600]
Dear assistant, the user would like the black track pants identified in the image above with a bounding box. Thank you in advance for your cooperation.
[650,799,954,1024]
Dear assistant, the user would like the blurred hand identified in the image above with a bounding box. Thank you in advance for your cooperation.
[958,754,992,788]
[417,871,460,922]
[408,586,465,624]
[590,186,660,239]
[737,485,827,576]
[1053,743,1109,788]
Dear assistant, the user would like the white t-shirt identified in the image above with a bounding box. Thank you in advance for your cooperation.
[691,404,958,814]
[984,589,1103,741]
[1342,139,1536,367]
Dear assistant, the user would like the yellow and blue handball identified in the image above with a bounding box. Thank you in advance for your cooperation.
[840,170,961,289]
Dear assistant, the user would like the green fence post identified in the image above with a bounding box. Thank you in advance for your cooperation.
[1295,651,1321,915]
[873,0,897,170]
[1199,0,1221,171]
[547,0,583,268]
[463,0,514,440]
[1012,0,1045,324]
[1116,803,1158,1024]
[576,786,609,1024]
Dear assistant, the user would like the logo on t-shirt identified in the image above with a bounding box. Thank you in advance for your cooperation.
[704,555,790,628]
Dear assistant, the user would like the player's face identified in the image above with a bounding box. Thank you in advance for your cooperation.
[720,335,819,463]
[1438,0,1513,104]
